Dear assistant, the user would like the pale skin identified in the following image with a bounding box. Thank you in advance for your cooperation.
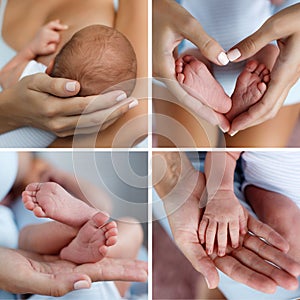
[153,152,300,292]
[199,152,247,257]
[227,3,300,135]
[1,153,146,297]
[21,182,118,264]
[154,1,300,147]
[0,0,147,147]
[0,20,68,90]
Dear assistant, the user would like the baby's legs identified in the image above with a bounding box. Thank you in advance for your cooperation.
[108,217,144,297]
[175,52,232,114]
[245,185,300,263]
[226,44,278,121]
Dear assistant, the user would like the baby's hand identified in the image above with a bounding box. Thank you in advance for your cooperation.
[199,190,247,256]
[27,20,68,57]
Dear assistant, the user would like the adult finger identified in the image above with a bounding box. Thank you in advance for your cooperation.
[227,4,300,62]
[25,73,80,98]
[231,246,298,291]
[76,258,148,282]
[181,18,229,66]
[53,98,137,132]
[247,215,289,253]
[214,254,277,294]
[29,271,92,297]
[61,91,131,116]
[244,234,300,278]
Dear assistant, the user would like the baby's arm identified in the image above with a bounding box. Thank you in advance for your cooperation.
[0,20,68,89]
[199,152,247,256]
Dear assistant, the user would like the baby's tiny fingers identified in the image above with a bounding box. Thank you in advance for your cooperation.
[229,220,239,248]
[199,218,208,244]
[48,20,69,31]
[217,222,227,257]
[205,220,217,255]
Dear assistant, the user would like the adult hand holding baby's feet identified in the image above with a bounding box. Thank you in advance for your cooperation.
[22,182,118,263]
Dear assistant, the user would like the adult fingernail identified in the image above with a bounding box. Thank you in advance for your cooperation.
[219,125,229,133]
[74,280,90,290]
[229,130,238,137]
[116,92,127,102]
[204,277,212,289]
[129,99,139,109]
[227,49,241,62]
[66,81,77,92]
[217,52,229,66]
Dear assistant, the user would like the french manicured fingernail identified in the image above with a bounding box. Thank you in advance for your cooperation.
[129,99,139,109]
[204,277,212,289]
[74,280,90,290]
[219,125,229,133]
[229,130,238,137]
[116,92,127,102]
[217,52,229,65]
[66,81,77,92]
[227,49,241,62]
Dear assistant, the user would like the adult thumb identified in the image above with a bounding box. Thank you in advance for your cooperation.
[182,19,230,66]
[30,272,92,297]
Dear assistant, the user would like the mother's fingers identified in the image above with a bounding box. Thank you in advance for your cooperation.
[244,234,300,278]
[61,91,131,116]
[76,258,148,283]
[232,243,298,291]
[25,73,80,97]
[49,98,138,137]
[247,215,289,253]
[214,254,277,294]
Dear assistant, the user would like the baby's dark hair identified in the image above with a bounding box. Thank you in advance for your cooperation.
[51,25,137,97]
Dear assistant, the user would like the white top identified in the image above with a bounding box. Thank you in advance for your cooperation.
[242,151,300,207]
[181,0,300,106]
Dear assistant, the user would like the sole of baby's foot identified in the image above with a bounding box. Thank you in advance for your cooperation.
[60,212,118,264]
[175,55,231,113]
[22,182,109,227]
[226,60,270,122]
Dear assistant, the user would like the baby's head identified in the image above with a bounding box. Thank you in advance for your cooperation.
[49,25,137,96]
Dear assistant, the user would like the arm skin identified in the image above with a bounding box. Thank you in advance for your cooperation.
[153,151,300,292]
[227,3,300,134]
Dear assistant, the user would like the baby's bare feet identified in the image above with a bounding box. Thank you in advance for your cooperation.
[22,182,109,227]
[175,55,232,113]
[226,60,270,122]
[60,212,118,263]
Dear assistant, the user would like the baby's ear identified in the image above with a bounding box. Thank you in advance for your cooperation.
[46,60,55,75]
